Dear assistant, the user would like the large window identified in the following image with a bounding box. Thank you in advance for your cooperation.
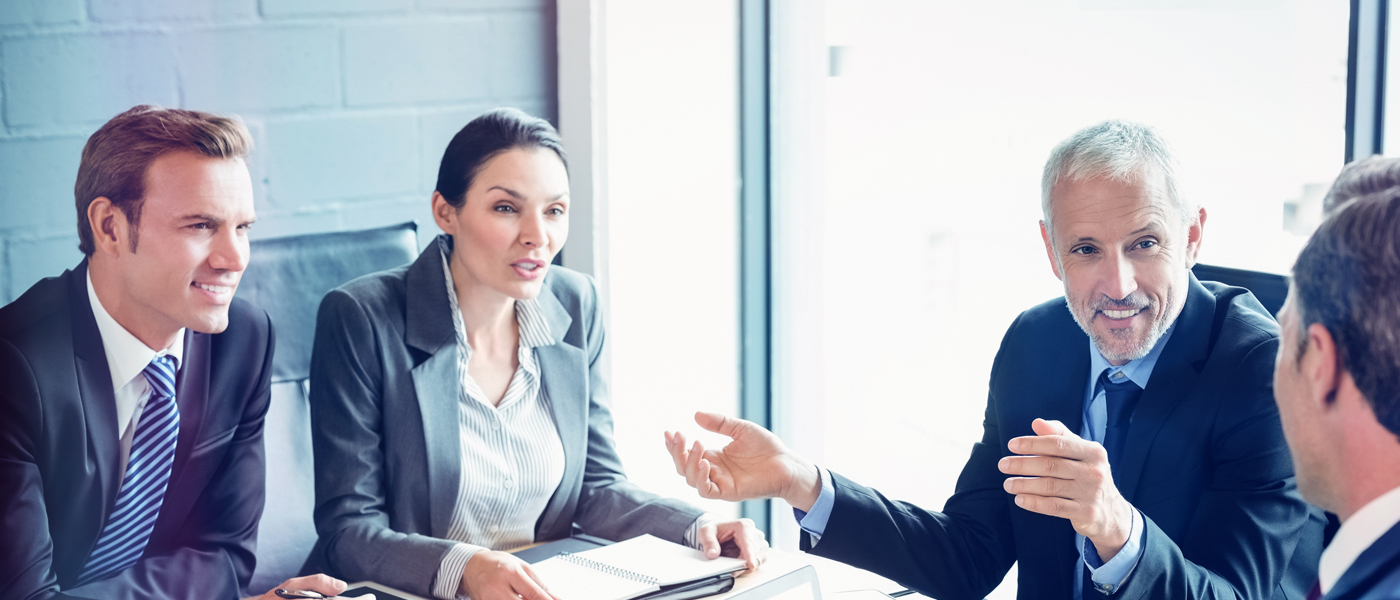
[768,2,1348,596]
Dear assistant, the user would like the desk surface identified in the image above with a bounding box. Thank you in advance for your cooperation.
[344,546,905,600]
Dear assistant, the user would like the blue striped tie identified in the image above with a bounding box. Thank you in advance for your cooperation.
[77,355,180,585]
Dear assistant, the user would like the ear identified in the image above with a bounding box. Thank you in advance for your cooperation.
[1040,220,1063,280]
[1304,321,1342,408]
[1184,207,1207,268]
[431,191,457,233]
[87,197,128,256]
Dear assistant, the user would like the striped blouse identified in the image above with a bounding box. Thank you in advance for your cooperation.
[430,239,719,600]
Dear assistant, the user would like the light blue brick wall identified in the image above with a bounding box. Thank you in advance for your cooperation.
[0,0,556,305]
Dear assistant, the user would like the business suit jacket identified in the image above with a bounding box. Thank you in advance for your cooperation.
[1326,522,1400,600]
[307,243,703,597]
[0,260,275,600]
[805,274,1322,600]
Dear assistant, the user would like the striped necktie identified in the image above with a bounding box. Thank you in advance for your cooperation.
[77,355,180,585]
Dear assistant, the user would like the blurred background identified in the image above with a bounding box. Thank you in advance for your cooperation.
[0,1,1383,597]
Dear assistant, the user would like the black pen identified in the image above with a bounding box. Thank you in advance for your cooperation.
[275,590,328,600]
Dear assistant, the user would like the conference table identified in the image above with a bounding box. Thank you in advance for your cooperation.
[342,544,914,600]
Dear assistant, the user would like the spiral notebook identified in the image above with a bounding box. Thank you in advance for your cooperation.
[531,534,747,600]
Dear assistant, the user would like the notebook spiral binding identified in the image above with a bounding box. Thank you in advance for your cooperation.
[557,553,660,586]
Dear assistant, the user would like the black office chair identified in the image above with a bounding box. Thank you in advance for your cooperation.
[1191,263,1288,318]
[235,222,420,594]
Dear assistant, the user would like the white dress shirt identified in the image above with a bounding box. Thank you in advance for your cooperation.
[86,271,184,475]
[1319,484,1400,594]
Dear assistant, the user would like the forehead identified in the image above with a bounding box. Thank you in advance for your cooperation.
[1048,173,1172,241]
[142,152,254,216]
[472,147,569,196]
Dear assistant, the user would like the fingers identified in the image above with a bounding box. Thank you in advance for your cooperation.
[728,519,768,572]
[997,455,1090,479]
[1007,428,1097,460]
[695,411,746,438]
[275,574,347,598]
[698,523,721,559]
[1032,418,1073,436]
[519,564,560,600]
[1011,491,1077,518]
[1002,474,1077,499]
[664,431,691,475]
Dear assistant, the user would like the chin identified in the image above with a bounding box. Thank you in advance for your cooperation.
[188,311,231,335]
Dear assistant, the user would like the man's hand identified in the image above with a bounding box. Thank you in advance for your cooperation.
[254,574,368,600]
[695,518,769,572]
[461,550,559,600]
[664,412,822,511]
[998,418,1136,561]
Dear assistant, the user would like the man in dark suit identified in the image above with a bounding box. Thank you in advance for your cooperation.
[1273,158,1400,600]
[0,106,357,600]
[664,120,1321,599]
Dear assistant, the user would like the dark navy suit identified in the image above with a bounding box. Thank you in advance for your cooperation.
[1327,522,1400,600]
[804,275,1323,600]
[0,261,275,600]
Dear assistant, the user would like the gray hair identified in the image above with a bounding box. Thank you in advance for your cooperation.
[1040,120,1189,238]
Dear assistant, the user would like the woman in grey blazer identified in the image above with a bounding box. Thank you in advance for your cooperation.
[306,109,765,600]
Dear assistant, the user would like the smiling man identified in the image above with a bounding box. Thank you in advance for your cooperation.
[665,120,1322,600]
[0,106,352,600]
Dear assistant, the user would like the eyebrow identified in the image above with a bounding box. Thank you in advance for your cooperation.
[487,186,569,202]
[179,213,257,226]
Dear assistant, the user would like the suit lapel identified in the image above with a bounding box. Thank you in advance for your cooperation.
[534,284,582,538]
[68,261,121,515]
[405,243,463,538]
[1116,274,1215,500]
[171,329,210,486]
[1328,520,1400,600]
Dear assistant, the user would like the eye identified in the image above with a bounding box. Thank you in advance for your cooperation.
[1135,240,1158,250]
[494,204,517,213]
[1071,246,1097,255]
[546,207,566,216]
[190,222,213,231]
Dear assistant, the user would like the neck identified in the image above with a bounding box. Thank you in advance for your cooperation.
[1333,400,1400,522]
[450,254,517,347]
[88,255,181,351]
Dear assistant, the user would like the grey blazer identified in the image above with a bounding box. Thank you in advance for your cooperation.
[306,240,702,596]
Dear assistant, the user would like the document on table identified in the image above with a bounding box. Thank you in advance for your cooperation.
[530,534,748,600]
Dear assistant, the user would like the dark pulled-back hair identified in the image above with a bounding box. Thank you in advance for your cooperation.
[435,108,567,208]
[75,105,252,255]
[1294,160,1400,437]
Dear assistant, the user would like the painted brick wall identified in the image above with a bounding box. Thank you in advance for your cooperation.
[0,0,556,304]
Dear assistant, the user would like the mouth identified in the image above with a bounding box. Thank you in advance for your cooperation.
[512,259,547,280]
[191,281,236,302]
[1100,307,1144,320]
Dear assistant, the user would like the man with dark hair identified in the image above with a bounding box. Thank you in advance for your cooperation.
[0,105,357,600]
[1274,158,1400,600]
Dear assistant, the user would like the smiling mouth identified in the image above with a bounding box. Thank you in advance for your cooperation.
[194,282,234,294]
[513,262,541,271]
[1101,307,1144,320]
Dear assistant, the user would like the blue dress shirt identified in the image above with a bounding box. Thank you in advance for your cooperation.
[795,323,1176,597]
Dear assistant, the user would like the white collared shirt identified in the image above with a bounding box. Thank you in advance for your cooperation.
[86,271,184,475]
[1319,484,1400,594]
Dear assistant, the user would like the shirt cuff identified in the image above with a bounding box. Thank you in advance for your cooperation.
[434,542,487,600]
[684,513,727,549]
[1082,508,1144,595]
[792,466,835,542]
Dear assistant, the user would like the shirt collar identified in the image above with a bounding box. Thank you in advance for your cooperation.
[1319,484,1400,593]
[1088,320,1176,390]
[86,270,184,424]
[438,236,556,352]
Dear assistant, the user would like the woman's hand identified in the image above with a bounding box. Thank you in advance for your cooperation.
[461,550,559,600]
[253,574,368,600]
[696,518,769,572]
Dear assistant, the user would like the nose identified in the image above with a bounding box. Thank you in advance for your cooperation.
[1102,251,1137,301]
[519,212,548,249]
[208,227,250,273]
